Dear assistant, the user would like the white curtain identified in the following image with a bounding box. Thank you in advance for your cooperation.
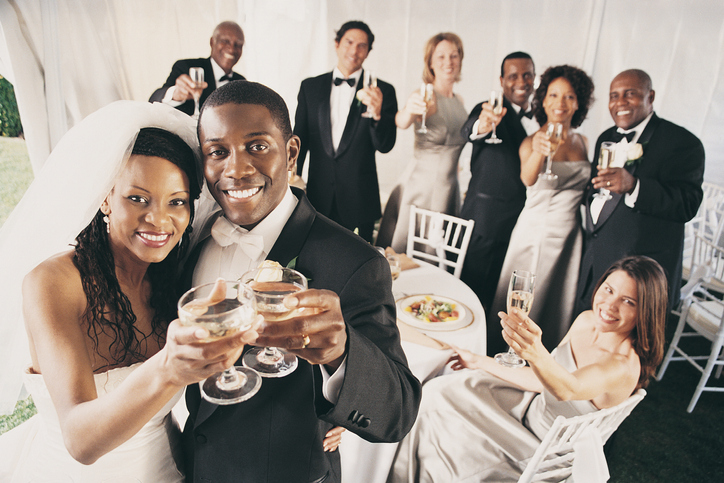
[0,0,723,410]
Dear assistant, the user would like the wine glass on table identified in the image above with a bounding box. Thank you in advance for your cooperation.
[495,269,535,368]
[417,83,434,134]
[386,254,401,281]
[241,266,307,377]
[359,70,378,118]
[539,122,563,181]
[485,90,504,144]
[178,279,261,404]
[593,141,616,201]
[189,67,205,120]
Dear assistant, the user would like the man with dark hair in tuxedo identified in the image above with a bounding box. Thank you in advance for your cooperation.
[574,69,705,318]
[179,80,420,482]
[149,21,245,116]
[458,51,537,355]
[294,20,397,243]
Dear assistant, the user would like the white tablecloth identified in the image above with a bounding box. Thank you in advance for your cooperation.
[339,261,487,483]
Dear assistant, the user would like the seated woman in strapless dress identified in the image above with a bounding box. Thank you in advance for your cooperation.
[389,256,667,482]
[0,102,258,482]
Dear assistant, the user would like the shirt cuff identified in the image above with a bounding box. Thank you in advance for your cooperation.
[319,356,347,404]
[469,119,491,141]
[162,86,184,107]
[624,178,640,208]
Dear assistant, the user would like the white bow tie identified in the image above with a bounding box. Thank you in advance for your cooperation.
[211,216,265,261]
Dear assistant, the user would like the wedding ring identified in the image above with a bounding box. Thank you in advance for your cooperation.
[606,181,611,187]
[302,334,311,349]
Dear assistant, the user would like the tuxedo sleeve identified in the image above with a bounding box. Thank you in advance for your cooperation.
[316,255,421,443]
[149,59,192,112]
[462,102,484,140]
[368,82,398,154]
[633,131,705,223]
[293,81,311,175]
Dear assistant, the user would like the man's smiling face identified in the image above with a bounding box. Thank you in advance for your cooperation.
[608,71,655,131]
[199,103,298,229]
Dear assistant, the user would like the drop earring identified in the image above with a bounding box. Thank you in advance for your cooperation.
[103,215,110,234]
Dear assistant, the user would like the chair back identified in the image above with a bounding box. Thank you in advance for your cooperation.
[518,389,646,483]
[406,205,474,278]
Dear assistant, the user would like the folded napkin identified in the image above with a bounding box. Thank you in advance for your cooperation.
[384,247,419,270]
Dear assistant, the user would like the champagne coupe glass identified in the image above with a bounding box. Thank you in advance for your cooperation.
[189,67,205,120]
[386,254,401,281]
[495,270,535,368]
[417,83,434,134]
[485,90,504,144]
[178,279,261,404]
[539,122,563,181]
[360,71,378,118]
[593,141,616,201]
[241,266,307,377]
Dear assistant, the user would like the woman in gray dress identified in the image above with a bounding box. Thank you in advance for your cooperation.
[377,33,468,252]
[491,65,595,352]
[390,256,667,482]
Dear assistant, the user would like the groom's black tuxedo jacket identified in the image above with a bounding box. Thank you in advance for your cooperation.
[294,70,397,230]
[149,57,245,116]
[575,113,705,316]
[180,189,421,483]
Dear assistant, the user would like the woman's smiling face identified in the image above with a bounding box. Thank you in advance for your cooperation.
[592,270,639,335]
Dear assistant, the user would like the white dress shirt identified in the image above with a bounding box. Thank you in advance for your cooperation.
[162,58,233,106]
[330,67,362,151]
[193,188,346,402]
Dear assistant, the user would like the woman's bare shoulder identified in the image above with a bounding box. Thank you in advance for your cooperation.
[23,250,85,312]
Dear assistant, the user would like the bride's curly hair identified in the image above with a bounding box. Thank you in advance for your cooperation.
[73,128,201,369]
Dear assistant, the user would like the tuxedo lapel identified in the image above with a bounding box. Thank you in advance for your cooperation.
[267,188,316,265]
[317,73,335,159]
[335,69,364,158]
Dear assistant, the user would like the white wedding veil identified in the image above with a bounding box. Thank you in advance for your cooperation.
[0,101,200,414]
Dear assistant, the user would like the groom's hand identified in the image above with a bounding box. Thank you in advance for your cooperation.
[592,167,636,194]
[255,289,348,371]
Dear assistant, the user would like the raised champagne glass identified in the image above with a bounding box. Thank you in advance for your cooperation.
[485,90,504,144]
[241,266,307,377]
[539,122,563,181]
[417,83,434,134]
[178,279,261,404]
[593,141,616,201]
[495,270,535,368]
[360,70,378,118]
[189,67,204,120]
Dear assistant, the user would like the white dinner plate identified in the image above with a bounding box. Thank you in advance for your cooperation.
[396,294,474,332]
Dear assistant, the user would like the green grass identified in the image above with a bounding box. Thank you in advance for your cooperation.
[0,136,33,226]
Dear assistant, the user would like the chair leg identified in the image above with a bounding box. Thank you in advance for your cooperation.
[656,307,690,381]
[687,339,724,413]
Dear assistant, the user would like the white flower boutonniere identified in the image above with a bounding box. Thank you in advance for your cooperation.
[625,143,645,167]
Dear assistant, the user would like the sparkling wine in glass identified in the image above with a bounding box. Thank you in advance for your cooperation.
[360,70,378,118]
[417,83,434,134]
[495,270,535,368]
[241,266,307,377]
[485,90,504,144]
[189,67,205,120]
[593,141,616,201]
[539,122,563,181]
[178,279,261,404]
[386,254,401,281]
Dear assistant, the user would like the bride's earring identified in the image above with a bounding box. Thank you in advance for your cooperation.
[103,215,110,234]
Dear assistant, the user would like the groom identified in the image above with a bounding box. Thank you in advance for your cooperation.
[574,69,705,317]
[179,81,421,482]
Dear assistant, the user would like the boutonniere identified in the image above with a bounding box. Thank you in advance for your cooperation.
[625,142,645,167]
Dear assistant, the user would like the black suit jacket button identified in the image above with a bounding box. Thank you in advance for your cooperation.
[348,410,360,423]
[360,417,371,428]
[593,233,598,238]
[196,434,207,444]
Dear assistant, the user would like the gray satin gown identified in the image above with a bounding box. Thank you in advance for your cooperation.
[389,341,596,483]
[377,93,467,252]
[491,160,590,351]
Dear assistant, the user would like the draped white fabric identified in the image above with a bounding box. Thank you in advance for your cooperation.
[0,0,723,411]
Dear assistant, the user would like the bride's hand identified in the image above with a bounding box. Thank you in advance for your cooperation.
[498,309,545,363]
[448,345,485,371]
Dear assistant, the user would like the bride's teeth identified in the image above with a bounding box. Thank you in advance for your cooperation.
[139,233,169,242]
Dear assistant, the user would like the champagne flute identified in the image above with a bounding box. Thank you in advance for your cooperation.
[495,270,535,368]
[386,254,401,281]
[416,83,434,134]
[360,70,378,118]
[539,122,563,180]
[485,90,504,144]
[178,279,262,404]
[241,266,307,377]
[593,141,616,201]
[189,67,205,120]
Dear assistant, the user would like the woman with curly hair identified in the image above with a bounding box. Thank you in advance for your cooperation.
[490,65,595,351]
[0,102,256,482]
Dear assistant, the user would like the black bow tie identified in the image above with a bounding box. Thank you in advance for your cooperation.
[333,77,356,87]
[219,73,234,82]
[518,109,533,120]
[611,130,636,143]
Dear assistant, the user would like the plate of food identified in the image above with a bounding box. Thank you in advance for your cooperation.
[396,294,474,331]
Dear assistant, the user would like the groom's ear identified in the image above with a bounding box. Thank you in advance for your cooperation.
[286,135,301,173]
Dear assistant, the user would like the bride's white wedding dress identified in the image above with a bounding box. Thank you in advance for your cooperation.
[0,363,184,482]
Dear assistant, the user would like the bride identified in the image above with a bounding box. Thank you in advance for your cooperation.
[0,101,256,482]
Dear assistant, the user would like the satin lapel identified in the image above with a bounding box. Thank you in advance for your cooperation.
[501,98,527,144]
[267,188,316,266]
[335,69,364,158]
[204,58,216,91]
[318,73,335,159]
